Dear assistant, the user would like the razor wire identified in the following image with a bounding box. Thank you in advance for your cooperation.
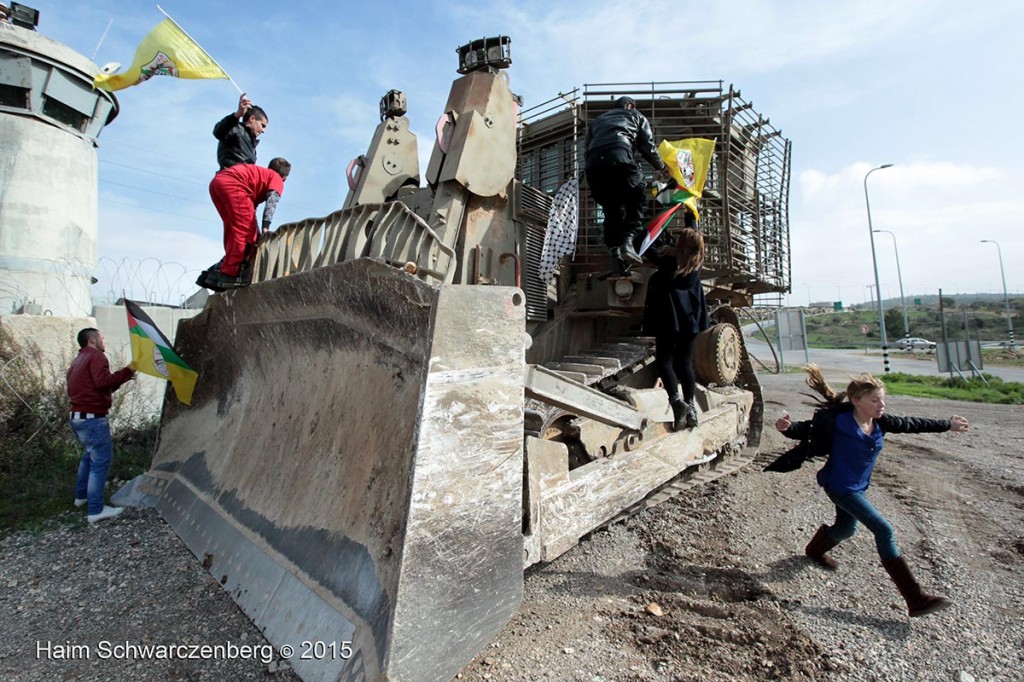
[92,257,204,308]
[1,256,204,313]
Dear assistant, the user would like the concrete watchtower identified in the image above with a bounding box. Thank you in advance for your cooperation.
[0,4,118,317]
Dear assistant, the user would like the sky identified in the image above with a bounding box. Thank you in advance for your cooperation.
[22,0,1024,307]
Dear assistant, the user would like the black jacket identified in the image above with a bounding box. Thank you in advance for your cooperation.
[213,114,259,170]
[765,402,952,472]
[585,107,665,171]
[643,260,709,338]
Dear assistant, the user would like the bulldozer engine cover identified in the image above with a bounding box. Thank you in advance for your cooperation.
[139,259,526,682]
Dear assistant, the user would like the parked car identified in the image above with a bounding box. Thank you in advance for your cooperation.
[896,337,936,351]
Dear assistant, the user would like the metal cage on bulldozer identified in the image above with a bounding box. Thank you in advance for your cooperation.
[517,81,792,305]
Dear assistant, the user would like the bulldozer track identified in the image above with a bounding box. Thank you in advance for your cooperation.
[603,443,759,527]
[530,317,765,526]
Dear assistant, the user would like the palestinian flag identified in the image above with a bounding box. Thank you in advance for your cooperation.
[637,203,684,256]
[124,299,198,405]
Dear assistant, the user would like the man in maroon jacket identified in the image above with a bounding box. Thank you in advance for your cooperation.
[67,327,135,523]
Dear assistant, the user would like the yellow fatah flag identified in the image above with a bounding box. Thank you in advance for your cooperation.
[655,138,716,220]
[124,299,198,405]
[94,18,228,92]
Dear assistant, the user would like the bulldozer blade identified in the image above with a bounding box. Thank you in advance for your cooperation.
[139,259,526,682]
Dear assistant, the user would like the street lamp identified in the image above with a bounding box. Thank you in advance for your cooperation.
[865,164,893,373]
[980,239,1015,349]
[874,229,909,338]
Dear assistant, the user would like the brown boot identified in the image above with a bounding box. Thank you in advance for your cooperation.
[804,525,839,570]
[882,555,952,618]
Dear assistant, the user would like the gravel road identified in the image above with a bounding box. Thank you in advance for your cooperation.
[2,369,1021,681]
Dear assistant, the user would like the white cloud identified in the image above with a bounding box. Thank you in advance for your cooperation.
[92,198,221,305]
[791,160,1024,304]
[448,0,1022,93]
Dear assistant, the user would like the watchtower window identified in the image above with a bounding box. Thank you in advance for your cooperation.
[0,53,30,109]
[0,84,29,108]
[42,96,88,132]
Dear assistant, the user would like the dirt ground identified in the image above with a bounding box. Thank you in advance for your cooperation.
[458,370,1024,681]
[1,369,1022,681]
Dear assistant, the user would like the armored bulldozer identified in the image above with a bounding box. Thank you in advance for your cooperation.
[137,37,790,682]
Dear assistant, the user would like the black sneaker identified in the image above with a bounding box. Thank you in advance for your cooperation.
[196,269,218,291]
[237,259,254,285]
[207,271,248,291]
[195,269,226,292]
[607,248,630,275]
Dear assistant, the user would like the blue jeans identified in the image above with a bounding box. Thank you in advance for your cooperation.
[71,417,114,515]
[824,488,900,561]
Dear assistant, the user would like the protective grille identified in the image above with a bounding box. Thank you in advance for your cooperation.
[517,82,791,299]
[516,183,552,322]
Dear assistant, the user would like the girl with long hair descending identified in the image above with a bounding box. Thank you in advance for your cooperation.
[643,228,709,431]
[770,365,969,618]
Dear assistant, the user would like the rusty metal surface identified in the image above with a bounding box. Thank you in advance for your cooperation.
[142,259,525,682]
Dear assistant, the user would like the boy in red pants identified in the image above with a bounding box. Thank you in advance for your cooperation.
[200,157,291,291]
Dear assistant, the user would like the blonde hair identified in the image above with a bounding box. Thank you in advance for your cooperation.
[803,363,885,406]
[674,228,705,276]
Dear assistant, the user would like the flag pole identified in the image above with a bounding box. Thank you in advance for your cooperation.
[91,17,114,60]
[156,5,243,94]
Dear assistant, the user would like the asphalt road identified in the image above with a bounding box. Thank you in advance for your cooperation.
[744,337,1024,384]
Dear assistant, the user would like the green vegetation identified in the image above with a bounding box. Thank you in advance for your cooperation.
[883,372,1024,404]
[0,328,158,534]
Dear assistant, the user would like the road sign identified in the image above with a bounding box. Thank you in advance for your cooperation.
[860,324,869,335]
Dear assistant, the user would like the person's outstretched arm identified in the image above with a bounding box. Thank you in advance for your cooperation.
[776,412,812,440]
[260,191,281,235]
[879,414,970,434]
[635,115,667,172]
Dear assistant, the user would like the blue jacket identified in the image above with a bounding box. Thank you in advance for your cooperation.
[766,402,951,477]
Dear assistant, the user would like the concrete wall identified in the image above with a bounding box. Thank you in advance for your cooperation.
[0,21,118,317]
[1,312,93,376]
[1,305,200,422]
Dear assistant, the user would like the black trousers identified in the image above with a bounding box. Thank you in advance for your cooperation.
[585,160,647,250]
[655,332,697,404]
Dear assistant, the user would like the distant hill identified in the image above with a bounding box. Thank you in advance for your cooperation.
[756,300,1018,349]
[849,292,1022,310]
